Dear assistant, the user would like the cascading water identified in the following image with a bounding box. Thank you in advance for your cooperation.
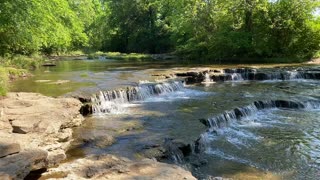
[209,68,320,82]
[204,73,212,83]
[194,99,320,154]
[91,81,185,114]
[289,71,303,79]
[201,73,215,85]
[230,73,244,81]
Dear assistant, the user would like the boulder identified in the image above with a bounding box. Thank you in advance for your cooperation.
[80,104,93,116]
[0,149,48,180]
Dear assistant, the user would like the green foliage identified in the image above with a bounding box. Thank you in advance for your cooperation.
[0,67,8,96]
[88,52,152,60]
[170,0,320,61]
[101,0,174,53]
[0,55,37,96]
[314,50,320,58]
[0,65,30,96]
[0,55,43,69]
[0,0,319,62]
[0,0,90,55]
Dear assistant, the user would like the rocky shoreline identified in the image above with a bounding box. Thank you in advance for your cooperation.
[0,93,196,180]
[41,154,195,180]
[0,93,84,179]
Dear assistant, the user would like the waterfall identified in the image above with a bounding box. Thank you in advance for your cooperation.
[202,100,316,129]
[91,81,184,114]
[202,73,214,85]
[208,69,320,82]
[289,71,303,79]
[231,73,244,81]
[178,68,320,84]
[204,73,211,83]
[194,99,320,154]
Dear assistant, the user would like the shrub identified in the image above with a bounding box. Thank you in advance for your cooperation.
[0,67,8,96]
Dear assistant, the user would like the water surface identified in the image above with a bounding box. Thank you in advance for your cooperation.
[12,59,320,179]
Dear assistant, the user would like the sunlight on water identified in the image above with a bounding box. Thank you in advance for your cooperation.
[11,60,320,179]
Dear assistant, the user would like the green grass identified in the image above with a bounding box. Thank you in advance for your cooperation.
[0,55,43,96]
[88,51,152,60]
[0,55,44,69]
[0,67,9,96]
[0,66,29,96]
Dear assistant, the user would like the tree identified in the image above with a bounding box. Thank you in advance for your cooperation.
[101,0,173,53]
[169,0,320,60]
[0,0,87,55]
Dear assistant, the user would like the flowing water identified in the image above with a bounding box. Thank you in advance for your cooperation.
[11,59,320,179]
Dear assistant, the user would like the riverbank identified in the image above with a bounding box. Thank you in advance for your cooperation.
[0,93,84,179]
[307,58,320,64]
[0,55,44,96]
[0,92,196,179]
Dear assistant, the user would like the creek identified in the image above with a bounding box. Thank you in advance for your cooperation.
[12,59,320,179]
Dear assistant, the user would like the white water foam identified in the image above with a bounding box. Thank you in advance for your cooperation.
[231,73,244,81]
[202,73,215,86]
[92,81,211,114]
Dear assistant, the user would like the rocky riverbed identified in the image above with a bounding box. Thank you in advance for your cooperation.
[0,92,196,180]
[5,59,320,179]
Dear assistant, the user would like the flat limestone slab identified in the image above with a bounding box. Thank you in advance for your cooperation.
[42,154,196,180]
[0,142,20,158]
[0,92,85,179]
[0,149,47,180]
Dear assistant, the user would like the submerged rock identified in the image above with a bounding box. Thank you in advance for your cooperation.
[81,134,115,148]
[200,99,318,129]
[193,99,320,155]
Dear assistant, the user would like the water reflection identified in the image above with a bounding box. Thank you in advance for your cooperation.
[10,59,320,179]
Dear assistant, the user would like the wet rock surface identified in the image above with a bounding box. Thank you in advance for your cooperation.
[199,99,320,128]
[173,67,320,84]
[91,81,184,114]
[41,154,196,180]
[0,93,84,179]
[191,99,320,155]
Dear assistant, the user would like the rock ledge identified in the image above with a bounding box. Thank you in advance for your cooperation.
[0,93,84,179]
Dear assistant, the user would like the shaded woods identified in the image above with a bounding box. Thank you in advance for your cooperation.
[0,0,319,61]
